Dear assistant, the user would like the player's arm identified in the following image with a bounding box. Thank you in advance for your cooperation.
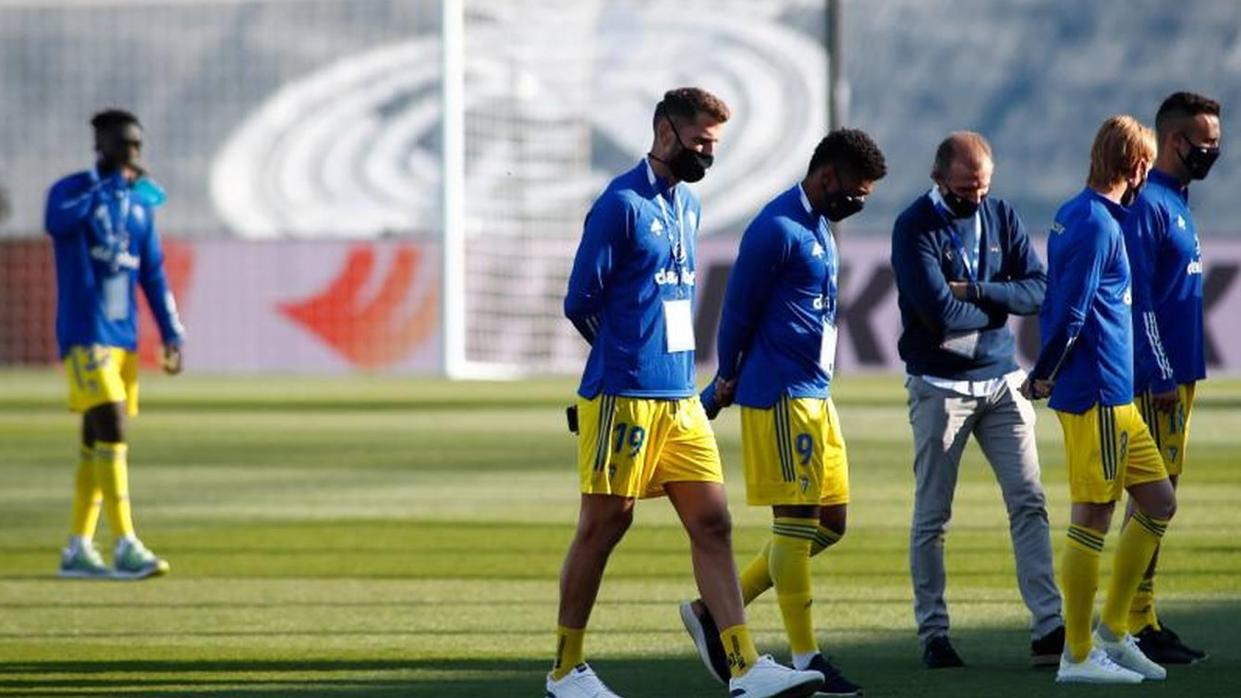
[137,214,186,374]
[1123,202,1177,404]
[564,195,629,344]
[715,219,788,400]
[44,177,98,239]
[973,203,1046,316]
[891,214,1000,335]
[1024,222,1108,397]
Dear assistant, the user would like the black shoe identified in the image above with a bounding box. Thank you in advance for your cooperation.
[806,654,862,697]
[1135,624,1208,665]
[1030,625,1065,668]
[922,636,965,669]
[678,600,730,683]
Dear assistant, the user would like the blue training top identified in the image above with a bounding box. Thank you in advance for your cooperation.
[1032,187,1134,413]
[1122,168,1206,395]
[565,159,702,399]
[45,168,184,358]
[716,184,839,408]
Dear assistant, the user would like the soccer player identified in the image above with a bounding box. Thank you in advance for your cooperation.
[47,109,184,580]
[1022,115,1174,684]
[892,132,1063,669]
[1121,91,1221,664]
[682,129,888,697]
[551,88,823,698]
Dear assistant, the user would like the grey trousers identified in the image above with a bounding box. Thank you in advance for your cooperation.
[907,372,1063,645]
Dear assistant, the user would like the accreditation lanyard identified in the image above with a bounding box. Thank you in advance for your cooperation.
[90,168,133,273]
[938,206,981,283]
[799,185,838,323]
[646,159,689,295]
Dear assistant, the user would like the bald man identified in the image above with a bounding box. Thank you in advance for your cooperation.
[891,132,1063,669]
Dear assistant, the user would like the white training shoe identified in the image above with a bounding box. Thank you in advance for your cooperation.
[1055,647,1144,684]
[728,654,824,698]
[545,663,622,697]
[1094,630,1167,680]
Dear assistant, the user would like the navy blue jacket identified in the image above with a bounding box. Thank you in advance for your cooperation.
[891,193,1046,381]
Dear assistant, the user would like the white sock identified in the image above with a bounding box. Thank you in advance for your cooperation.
[792,652,819,671]
[116,534,139,551]
[67,535,90,553]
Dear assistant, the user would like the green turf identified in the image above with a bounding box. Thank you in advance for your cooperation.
[0,370,1238,696]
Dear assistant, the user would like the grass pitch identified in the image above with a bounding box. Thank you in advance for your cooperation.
[0,370,1238,696]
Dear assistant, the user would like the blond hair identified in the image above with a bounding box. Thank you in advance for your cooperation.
[1087,115,1156,189]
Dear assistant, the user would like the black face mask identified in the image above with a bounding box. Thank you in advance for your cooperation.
[1179,136,1221,181]
[1121,177,1146,206]
[942,189,982,218]
[821,190,865,222]
[651,116,713,183]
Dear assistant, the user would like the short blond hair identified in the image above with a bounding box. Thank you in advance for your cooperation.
[1087,115,1156,189]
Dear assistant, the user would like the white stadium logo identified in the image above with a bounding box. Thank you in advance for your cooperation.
[210,5,826,239]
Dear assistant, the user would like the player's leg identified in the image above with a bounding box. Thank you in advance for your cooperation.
[1088,405,1173,680]
[552,492,635,688]
[61,346,127,578]
[548,394,649,695]
[737,399,847,607]
[907,378,976,667]
[1054,405,1145,683]
[973,382,1063,665]
[1128,385,1205,662]
[666,480,823,697]
[662,397,823,696]
[59,410,108,578]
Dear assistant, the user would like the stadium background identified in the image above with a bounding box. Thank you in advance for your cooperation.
[1,0,1240,376]
[0,1,1239,696]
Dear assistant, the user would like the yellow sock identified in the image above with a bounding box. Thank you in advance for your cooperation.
[551,625,585,680]
[719,624,760,678]
[770,517,818,656]
[739,540,772,606]
[811,525,842,556]
[1062,525,1104,662]
[1102,512,1167,638]
[1128,575,1159,633]
[739,525,840,606]
[94,442,134,539]
[70,445,101,538]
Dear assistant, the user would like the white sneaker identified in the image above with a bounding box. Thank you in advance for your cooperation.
[545,663,622,697]
[728,654,823,698]
[1094,630,1167,680]
[1055,647,1144,684]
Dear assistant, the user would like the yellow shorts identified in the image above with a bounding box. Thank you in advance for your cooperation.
[577,394,723,499]
[740,396,849,507]
[65,345,139,417]
[1136,383,1195,476]
[1054,402,1167,504]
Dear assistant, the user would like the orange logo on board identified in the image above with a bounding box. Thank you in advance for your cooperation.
[279,245,439,368]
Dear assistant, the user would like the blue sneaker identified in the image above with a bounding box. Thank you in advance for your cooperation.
[58,540,111,579]
[112,538,170,580]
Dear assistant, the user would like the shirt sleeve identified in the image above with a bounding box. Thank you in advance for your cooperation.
[564,193,630,344]
[137,211,186,346]
[1123,201,1176,393]
[44,177,97,239]
[891,214,999,335]
[1029,221,1109,381]
[975,204,1047,316]
[716,218,788,381]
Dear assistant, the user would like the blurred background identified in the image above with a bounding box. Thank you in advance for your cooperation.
[1,0,1239,377]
